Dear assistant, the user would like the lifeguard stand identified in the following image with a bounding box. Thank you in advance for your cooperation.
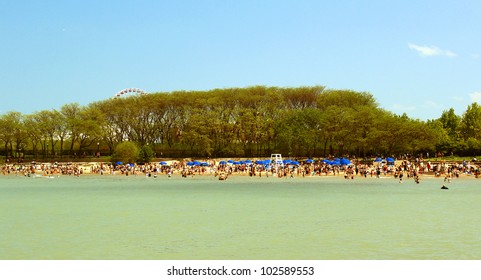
[270,154,284,171]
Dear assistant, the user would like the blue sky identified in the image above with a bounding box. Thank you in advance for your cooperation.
[1,0,480,120]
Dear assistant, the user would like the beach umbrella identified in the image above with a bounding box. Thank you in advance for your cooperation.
[386,157,395,165]
[340,158,351,165]
[233,161,241,165]
[321,159,330,164]
[374,158,382,162]
[259,159,270,167]
[129,163,135,167]
[115,161,123,165]
[305,159,315,163]
[219,160,227,165]
[283,159,292,164]
[245,159,252,163]
[290,161,300,166]
[193,161,201,166]
[227,160,234,164]
[160,161,167,165]
[330,158,341,165]
[263,159,271,165]
[201,162,209,166]
[186,162,194,166]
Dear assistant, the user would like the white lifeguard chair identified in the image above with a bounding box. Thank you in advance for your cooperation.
[270,154,284,171]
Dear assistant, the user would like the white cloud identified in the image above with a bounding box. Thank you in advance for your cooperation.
[469,92,481,103]
[452,96,464,102]
[408,43,457,57]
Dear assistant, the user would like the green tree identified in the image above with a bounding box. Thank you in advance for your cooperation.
[111,141,139,164]
[438,108,461,139]
[138,145,154,163]
[60,103,83,156]
[460,103,481,140]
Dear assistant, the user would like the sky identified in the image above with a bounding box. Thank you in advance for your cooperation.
[0,0,480,120]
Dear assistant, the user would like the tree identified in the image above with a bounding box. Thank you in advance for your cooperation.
[61,103,83,156]
[138,145,154,163]
[111,141,139,164]
[76,105,104,153]
[0,112,28,160]
[0,85,457,159]
[438,108,461,139]
[274,108,323,157]
[460,103,481,140]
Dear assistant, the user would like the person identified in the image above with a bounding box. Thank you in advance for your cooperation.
[414,175,420,184]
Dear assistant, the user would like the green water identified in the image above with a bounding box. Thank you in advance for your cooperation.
[1,175,480,260]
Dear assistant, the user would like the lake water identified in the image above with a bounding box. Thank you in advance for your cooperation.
[1,174,480,260]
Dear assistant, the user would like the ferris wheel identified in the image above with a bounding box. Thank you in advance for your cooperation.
[114,88,146,98]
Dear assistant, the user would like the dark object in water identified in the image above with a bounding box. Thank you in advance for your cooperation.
[218,172,227,180]
[441,185,449,190]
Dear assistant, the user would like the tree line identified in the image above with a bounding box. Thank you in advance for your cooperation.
[1,86,480,162]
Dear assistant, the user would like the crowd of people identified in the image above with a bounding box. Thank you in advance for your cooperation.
[1,158,480,182]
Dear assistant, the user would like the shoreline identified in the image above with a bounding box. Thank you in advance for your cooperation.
[2,158,480,180]
[2,168,479,181]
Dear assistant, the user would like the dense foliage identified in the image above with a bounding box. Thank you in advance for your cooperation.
[1,86,480,162]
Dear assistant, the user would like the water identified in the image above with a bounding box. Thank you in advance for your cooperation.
[0,175,480,260]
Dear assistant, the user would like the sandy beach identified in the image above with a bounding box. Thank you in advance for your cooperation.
[2,158,479,182]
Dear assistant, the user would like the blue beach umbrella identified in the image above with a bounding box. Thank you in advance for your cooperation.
[219,160,227,165]
[305,159,315,163]
[227,160,234,164]
[186,162,194,166]
[340,158,351,165]
[160,161,167,165]
[115,161,123,165]
[331,158,341,165]
[374,158,382,162]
